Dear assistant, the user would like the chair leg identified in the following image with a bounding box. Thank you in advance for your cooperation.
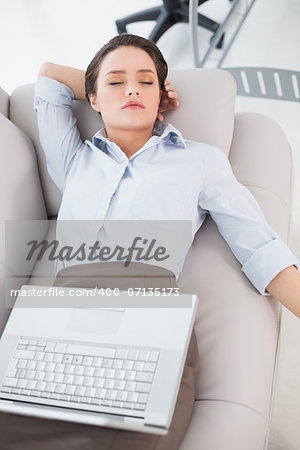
[197,13,219,33]
[148,10,176,43]
[163,0,183,12]
[210,29,225,49]
[198,12,224,49]
[173,4,220,35]
[115,6,162,34]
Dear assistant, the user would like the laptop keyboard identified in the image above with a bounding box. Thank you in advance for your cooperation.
[0,336,160,412]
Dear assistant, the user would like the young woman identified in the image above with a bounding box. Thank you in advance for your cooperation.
[34,34,300,318]
[1,33,299,450]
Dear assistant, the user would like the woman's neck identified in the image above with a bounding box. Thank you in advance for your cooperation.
[106,127,153,159]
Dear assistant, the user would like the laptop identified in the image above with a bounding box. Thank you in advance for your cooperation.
[0,285,198,435]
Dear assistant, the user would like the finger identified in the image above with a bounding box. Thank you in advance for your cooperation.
[167,91,178,100]
[168,100,179,110]
[165,83,175,92]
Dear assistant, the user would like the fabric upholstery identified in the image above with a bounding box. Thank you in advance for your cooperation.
[229,113,293,209]
[0,88,9,118]
[0,113,48,333]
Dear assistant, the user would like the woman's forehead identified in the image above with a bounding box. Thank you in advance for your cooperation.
[99,46,157,75]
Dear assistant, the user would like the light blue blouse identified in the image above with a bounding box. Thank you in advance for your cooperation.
[34,76,299,294]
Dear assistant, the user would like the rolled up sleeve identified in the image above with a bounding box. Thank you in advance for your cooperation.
[198,145,299,295]
[34,76,84,191]
[242,238,299,295]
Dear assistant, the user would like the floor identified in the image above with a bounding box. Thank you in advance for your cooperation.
[0,0,299,448]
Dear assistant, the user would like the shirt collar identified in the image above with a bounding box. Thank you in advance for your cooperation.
[151,122,187,148]
[90,121,187,158]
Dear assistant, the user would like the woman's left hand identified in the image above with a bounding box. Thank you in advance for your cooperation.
[157,79,179,121]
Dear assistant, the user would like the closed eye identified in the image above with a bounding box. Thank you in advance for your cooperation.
[108,82,153,85]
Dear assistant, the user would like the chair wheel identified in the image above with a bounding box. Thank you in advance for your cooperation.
[210,31,225,49]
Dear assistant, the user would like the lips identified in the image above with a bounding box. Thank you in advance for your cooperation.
[122,100,145,109]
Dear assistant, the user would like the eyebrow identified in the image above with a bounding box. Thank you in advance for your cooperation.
[105,69,155,76]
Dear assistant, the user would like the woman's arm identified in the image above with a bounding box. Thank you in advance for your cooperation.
[38,62,86,100]
[34,69,85,190]
[266,265,300,318]
[197,145,300,317]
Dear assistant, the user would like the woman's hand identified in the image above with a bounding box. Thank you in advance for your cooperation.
[157,79,179,121]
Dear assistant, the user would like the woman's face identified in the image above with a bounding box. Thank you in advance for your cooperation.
[89,46,162,133]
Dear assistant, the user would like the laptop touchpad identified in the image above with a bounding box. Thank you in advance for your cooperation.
[67,308,123,335]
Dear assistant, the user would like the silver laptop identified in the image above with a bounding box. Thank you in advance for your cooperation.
[0,285,198,435]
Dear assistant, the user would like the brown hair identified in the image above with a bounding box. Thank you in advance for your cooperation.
[85,34,168,102]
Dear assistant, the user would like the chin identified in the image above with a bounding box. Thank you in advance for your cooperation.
[119,119,156,131]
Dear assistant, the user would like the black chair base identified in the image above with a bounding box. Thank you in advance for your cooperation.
[115,0,224,48]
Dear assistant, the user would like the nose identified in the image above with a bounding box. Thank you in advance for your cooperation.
[126,83,140,96]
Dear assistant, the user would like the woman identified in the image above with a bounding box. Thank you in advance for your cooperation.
[1,33,299,450]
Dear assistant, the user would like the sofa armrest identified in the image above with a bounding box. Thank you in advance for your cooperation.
[0,114,48,335]
[0,87,9,118]
[178,113,293,450]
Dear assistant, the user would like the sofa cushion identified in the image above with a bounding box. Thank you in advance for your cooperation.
[180,400,268,450]
[165,68,236,154]
[229,113,293,209]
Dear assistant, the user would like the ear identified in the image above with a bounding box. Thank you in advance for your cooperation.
[88,94,101,113]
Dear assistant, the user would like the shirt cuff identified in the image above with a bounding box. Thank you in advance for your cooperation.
[241,238,300,296]
[34,76,74,109]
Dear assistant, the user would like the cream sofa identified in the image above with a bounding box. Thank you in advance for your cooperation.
[0,68,295,449]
